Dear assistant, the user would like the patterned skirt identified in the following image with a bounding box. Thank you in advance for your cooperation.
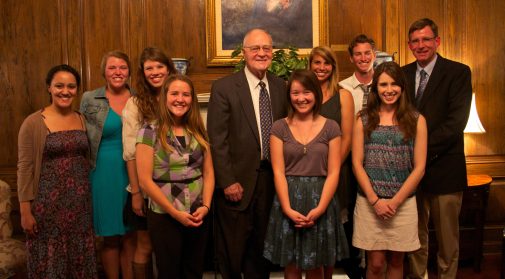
[263,176,349,270]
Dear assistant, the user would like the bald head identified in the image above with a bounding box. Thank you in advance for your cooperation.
[243,29,272,46]
[242,29,273,79]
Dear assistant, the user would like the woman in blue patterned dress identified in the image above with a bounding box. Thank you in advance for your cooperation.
[352,62,427,279]
[17,65,97,278]
[136,74,214,278]
[80,51,135,279]
[264,70,348,278]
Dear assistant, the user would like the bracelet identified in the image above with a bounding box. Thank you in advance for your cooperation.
[371,197,380,206]
[131,190,141,195]
[201,204,210,213]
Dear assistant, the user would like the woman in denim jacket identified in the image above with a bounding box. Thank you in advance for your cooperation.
[80,51,135,279]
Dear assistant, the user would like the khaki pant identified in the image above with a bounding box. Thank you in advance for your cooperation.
[407,191,463,279]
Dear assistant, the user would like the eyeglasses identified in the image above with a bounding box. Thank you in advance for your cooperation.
[409,37,436,46]
[243,45,273,53]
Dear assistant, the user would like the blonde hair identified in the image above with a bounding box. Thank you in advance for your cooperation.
[308,46,340,96]
[156,74,209,153]
[100,50,131,78]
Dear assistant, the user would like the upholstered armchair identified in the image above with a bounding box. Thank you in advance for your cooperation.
[0,180,26,278]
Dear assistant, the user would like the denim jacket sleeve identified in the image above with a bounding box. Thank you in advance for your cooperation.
[80,87,109,169]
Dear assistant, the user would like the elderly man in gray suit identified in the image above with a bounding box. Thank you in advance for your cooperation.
[207,29,288,279]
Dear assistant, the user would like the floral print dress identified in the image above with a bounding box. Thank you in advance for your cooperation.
[27,130,97,278]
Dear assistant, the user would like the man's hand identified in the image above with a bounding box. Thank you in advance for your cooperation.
[224,183,244,202]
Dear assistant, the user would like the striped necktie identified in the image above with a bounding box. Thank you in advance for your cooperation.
[359,84,370,109]
[416,69,428,106]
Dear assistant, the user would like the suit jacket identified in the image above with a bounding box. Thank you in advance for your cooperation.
[402,54,472,194]
[207,70,287,210]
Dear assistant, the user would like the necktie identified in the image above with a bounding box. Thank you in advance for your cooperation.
[258,81,273,160]
[359,84,370,109]
[416,69,428,105]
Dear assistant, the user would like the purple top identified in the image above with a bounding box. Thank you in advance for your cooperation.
[271,118,341,176]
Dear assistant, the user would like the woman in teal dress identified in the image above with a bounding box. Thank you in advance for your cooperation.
[81,51,135,279]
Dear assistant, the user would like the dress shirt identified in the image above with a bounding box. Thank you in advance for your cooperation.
[339,73,372,116]
[415,54,438,93]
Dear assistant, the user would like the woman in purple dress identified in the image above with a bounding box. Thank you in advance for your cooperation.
[17,65,97,278]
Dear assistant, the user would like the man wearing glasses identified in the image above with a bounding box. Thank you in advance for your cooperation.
[208,28,287,279]
[403,18,472,279]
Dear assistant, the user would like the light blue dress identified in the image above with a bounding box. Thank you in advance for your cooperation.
[90,109,130,236]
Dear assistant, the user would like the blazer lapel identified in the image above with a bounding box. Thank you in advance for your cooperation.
[267,73,284,120]
[236,71,261,146]
[404,63,417,104]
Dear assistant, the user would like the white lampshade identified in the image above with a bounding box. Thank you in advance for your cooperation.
[464,93,486,133]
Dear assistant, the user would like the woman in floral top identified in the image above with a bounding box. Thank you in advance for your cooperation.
[17,65,97,278]
[136,74,214,278]
[352,62,427,279]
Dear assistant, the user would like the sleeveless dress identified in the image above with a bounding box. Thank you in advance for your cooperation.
[27,130,97,278]
[90,109,130,236]
[263,119,349,270]
[320,93,354,218]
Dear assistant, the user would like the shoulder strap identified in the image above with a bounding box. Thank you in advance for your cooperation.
[76,111,86,130]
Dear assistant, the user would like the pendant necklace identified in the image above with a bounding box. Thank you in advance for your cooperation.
[296,120,314,155]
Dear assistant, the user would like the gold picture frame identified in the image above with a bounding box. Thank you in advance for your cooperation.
[206,0,328,66]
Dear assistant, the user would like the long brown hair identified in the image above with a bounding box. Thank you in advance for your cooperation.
[308,46,339,96]
[359,62,418,140]
[156,74,209,153]
[135,47,176,123]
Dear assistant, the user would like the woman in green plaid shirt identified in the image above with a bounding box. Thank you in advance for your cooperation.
[136,74,214,278]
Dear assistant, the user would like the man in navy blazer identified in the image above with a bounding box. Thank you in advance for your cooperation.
[207,29,287,279]
[403,18,472,279]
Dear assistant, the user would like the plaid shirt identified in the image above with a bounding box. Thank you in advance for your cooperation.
[137,123,204,213]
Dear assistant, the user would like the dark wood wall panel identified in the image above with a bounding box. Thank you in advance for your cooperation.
[329,0,383,44]
[81,0,127,89]
[464,0,505,156]
[0,0,68,166]
[328,0,384,78]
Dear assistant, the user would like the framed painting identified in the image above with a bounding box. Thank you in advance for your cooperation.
[206,0,328,66]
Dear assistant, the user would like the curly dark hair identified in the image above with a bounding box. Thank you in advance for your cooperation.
[347,34,376,56]
[45,64,81,87]
[45,64,81,103]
